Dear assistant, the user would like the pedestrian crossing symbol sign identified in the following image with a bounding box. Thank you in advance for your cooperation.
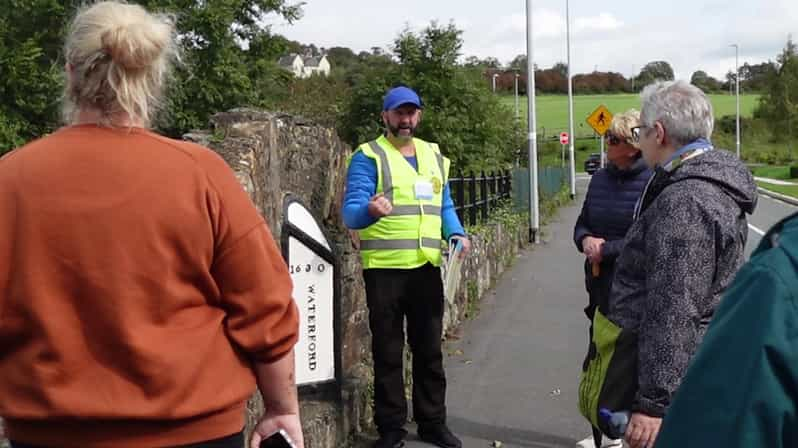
[586,105,613,136]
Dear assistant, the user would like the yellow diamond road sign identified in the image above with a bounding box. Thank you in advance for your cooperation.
[586,105,613,136]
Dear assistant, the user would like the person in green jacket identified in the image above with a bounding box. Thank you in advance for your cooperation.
[655,212,798,447]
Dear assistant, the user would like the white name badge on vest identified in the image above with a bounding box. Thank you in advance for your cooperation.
[415,180,434,200]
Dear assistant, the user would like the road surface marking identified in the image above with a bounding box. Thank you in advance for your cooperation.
[748,224,766,236]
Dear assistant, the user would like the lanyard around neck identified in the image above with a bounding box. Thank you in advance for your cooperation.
[662,139,713,172]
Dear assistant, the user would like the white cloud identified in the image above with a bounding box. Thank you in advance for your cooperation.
[574,13,624,33]
[532,9,568,38]
[493,9,566,39]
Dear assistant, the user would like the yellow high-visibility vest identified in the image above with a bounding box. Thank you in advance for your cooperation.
[352,135,450,269]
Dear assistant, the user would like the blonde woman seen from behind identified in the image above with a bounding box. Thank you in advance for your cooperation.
[0,2,303,447]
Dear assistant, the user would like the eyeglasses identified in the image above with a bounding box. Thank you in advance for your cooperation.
[631,125,647,143]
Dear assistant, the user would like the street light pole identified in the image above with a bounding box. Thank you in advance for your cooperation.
[526,0,540,243]
[731,44,741,159]
[566,0,576,199]
[514,73,520,120]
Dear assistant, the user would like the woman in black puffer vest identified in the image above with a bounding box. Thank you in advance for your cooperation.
[574,109,653,320]
[572,110,652,448]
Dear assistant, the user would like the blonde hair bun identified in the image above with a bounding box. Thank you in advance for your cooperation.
[63,1,178,126]
[102,20,170,70]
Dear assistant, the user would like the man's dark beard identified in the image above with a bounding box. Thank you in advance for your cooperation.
[388,123,416,139]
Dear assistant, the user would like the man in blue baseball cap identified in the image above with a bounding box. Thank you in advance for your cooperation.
[383,85,423,110]
[380,86,424,142]
[342,86,470,448]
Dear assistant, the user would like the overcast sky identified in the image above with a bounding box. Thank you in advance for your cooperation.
[267,0,798,80]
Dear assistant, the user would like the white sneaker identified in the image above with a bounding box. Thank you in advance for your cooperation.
[575,435,623,448]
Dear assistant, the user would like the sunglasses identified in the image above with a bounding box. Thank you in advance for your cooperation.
[605,133,625,146]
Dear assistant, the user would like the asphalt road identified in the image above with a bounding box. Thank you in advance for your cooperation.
[745,190,797,257]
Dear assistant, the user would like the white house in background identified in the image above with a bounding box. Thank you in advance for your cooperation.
[278,53,331,78]
[278,54,304,77]
[302,55,331,77]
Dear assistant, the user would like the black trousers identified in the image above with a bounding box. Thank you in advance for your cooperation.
[11,431,244,448]
[363,263,447,435]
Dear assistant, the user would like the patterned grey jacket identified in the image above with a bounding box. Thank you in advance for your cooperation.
[608,149,757,417]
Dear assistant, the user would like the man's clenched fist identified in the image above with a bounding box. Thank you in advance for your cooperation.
[368,192,393,218]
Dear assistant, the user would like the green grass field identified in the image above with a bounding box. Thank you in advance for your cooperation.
[757,181,798,198]
[501,93,760,139]
[751,165,798,180]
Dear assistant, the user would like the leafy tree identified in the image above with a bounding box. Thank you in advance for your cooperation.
[739,62,777,92]
[574,72,630,93]
[635,61,675,90]
[462,56,482,68]
[509,54,528,71]
[552,62,569,79]
[327,46,359,74]
[754,37,798,143]
[462,56,501,69]
[0,0,305,154]
[138,0,304,136]
[340,22,518,171]
[723,70,738,94]
[690,70,722,92]
[275,74,349,128]
[0,0,76,154]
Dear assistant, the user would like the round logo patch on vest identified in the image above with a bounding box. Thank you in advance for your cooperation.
[431,177,442,194]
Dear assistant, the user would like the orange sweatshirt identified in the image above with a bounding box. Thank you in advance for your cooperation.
[0,125,299,447]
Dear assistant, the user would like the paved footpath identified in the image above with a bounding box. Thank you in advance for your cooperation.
[403,183,592,448]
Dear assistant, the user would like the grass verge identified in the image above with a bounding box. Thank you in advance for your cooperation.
[757,181,798,198]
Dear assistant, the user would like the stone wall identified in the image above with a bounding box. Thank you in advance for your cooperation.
[184,109,373,448]
[441,218,530,334]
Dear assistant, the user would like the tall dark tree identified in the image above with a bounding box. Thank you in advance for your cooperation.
[138,0,304,136]
[690,70,722,92]
[341,22,517,170]
[0,0,75,153]
[635,61,675,90]
[552,62,569,79]
[327,46,358,72]
[739,62,778,92]
[509,54,528,71]
[754,37,798,142]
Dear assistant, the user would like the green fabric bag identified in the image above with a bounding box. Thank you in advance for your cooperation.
[578,310,638,436]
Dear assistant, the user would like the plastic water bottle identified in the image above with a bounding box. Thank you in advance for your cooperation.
[599,408,630,440]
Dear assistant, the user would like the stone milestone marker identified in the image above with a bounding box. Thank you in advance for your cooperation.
[281,195,340,393]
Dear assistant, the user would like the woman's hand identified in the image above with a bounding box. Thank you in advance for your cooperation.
[249,413,304,448]
[625,412,661,448]
[582,236,605,263]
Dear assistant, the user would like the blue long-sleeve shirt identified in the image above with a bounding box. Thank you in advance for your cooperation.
[342,151,465,240]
